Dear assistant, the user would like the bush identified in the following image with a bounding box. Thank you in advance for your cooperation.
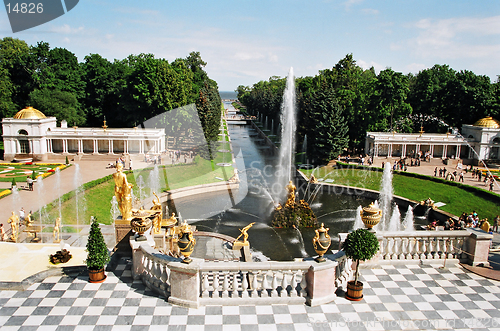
[85,217,110,270]
[342,228,379,284]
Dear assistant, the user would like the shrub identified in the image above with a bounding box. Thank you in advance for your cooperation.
[342,228,379,284]
[85,217,110,270]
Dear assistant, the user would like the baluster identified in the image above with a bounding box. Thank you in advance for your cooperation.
[426,237,433,259]
[419,237,426,260]
[299,271,308,297]
[241,271,249,298]
[154,261,162,286]
[383,238,391,259]
[222,272,229,298]
[161,264,168,283]
[399,238,406,259]
[271,272,279,297]
[251,272,259,297]
[202,273,210,298]
[406,238,413,260]
[432,237,439,259]
[231,272,239,298]
[446,238,453,259]
[212,272,219,298]
[412,238,419,260]
[261,271,270,297]
[280,272,288,297]
[290,272,298,297]
[391,238,398,260]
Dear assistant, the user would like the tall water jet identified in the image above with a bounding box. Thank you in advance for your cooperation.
[352,205,364,230]
[55,168,62,221]
[136,175,146,202]
[403,205,414,232]
[148,164,161,199]
[74,164,86,234]
[275,67,296,202]
[378,162,393,231]
[110,196,119,221]
[388,204,401,232]
[302,134,307,164]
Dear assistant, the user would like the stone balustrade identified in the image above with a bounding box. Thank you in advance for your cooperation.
[130,236,351,308]
[339,228,493,267]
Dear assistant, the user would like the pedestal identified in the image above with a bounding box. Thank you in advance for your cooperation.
[466,228,493,267]
[305,260,338,307]
[115,217,132,252]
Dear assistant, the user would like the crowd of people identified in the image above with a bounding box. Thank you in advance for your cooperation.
[427,211,500,233]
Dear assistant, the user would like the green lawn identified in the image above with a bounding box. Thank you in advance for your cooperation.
[302,166,500,223]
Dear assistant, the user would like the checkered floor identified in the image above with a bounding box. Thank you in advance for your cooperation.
[1,258,500,331]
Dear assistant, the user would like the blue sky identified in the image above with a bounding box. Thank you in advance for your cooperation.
[1,0,499,91]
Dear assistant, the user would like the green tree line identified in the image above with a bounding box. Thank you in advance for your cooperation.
[0,37,222,156]
[237,54,500,164]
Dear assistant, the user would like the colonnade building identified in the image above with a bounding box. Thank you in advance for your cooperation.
[365,116,500,165]
[2,107,166,161]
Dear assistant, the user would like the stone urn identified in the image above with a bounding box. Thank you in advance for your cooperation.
[361,202,382,230]
[130,209,153,241]
[177,221,196,264]
[312,223,331,262]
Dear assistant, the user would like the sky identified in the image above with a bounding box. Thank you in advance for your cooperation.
[1,0,499,91]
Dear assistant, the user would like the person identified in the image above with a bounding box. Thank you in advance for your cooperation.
[113,163,133,220]
[19,208,25,224]
[129,158,133,171]
[444,218,451,230]
[493,215,500,233]
[27,176,33,191]
[0,223,5,241]
[480,219,490,233]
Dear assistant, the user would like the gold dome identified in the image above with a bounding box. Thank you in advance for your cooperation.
[13,107,46,119]
[473,116,500,129]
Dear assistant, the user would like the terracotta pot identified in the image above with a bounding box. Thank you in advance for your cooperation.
[345,280,363,301]
[88,268,106,283]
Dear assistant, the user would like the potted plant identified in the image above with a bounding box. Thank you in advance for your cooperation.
[85,217,110,283]
[342,228,379,301]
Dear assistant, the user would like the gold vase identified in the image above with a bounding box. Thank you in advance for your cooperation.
[361,202,382,230]
[312,223,331,262]
[130,209,153,241]
[177,222,196,264]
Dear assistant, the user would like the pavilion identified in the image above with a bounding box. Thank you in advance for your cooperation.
[2,107,166,161]
[365,116,500,165]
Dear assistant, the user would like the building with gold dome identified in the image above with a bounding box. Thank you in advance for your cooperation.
[365,116,500,165]
[2,107,166,161]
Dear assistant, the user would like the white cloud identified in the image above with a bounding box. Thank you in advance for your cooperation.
[410,16,500,59]
[344,0,363,11]
[362,8,379,15]
[357,59,384,74]
[50,24,84,34]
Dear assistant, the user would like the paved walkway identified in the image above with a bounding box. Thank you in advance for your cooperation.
[1,257,500,330]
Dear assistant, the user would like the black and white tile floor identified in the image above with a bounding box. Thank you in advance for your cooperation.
[1,257,500,331]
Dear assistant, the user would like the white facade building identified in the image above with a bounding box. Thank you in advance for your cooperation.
[365,116,500,164]
[2,107,166,161]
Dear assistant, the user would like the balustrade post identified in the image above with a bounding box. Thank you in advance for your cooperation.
[231,272,239,298]
[271,272,278,297]
[222,273,229,298]
[290,272,298,297]
[241,271,249,298]
[202,273,210,298]
[262,271,270,298]
[251,272,259,297]
[280,272,288,297]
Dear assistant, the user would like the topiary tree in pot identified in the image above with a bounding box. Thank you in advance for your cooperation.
[85,216,110,283]
[342,228,379,301]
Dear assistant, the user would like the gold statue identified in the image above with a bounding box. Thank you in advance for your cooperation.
[8,211,19,242]
[235,222,255,244]
[285,180,296,207]
[310,175,318,184]
[24,212,33,237]
[162,212,177,227]
[53,217,61,243]
[151,193,163,234]
[113,163,133,221]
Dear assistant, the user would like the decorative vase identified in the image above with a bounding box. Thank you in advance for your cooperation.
[312,223,331,262]
[361,202,382,230]
[130,210,153,241]
[177,222,196,264]
[88,268,106,283]
[345,280,363,301]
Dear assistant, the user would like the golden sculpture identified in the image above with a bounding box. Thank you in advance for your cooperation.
[285,180,296,208]
[130,208,154,241]
[310,174,318,184]
[234,222,255,246]
[8,211,19,242]
[53,217,61,243]
[360,202,383,230]
[162,212,177,227]
[312,223,331,262]
[151,193,163,235]
[177,221,196,264]
[24,212,33,237]
[113,163,133,221]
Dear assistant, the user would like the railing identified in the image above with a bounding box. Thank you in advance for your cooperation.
[131,237,351,307]
[379,231,469,261]
[199,261,310,305]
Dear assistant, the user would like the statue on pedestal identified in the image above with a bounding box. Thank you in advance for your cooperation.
[285,180,296,208]
[113,163,133,220]
[53,217,61,243]
[8,211,19,242]
[234,222,255,247]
